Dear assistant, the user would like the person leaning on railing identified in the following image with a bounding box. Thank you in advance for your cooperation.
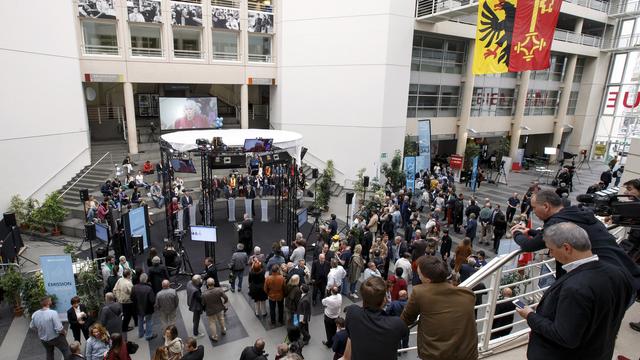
[510,190,640,290]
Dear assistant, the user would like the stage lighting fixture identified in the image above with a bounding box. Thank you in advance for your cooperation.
[196,138,210,146]
[301,147,308,160]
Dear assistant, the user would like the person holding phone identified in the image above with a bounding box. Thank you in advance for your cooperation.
[515,223,632,360]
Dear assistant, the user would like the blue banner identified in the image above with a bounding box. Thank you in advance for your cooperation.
[129,206,149,249]
[404,156,416,192]
[40,255,76,319]
[470,156,479,192]
[417,119,431,172]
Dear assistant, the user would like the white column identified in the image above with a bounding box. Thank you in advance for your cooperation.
[241,83,249,128]
[456,40,476,155]
[574,18,584,34]
[509,71,531,160]
[123,81,138,154]
[550,54,578,162]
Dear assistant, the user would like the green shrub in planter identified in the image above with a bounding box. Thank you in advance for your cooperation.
[0,268,24,314]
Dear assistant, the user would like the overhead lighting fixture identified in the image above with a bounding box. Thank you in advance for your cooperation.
[520,125,531,130]
[467,128,478,134]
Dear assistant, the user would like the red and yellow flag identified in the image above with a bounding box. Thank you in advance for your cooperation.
[473,0,562,74]
[509,0,562,72]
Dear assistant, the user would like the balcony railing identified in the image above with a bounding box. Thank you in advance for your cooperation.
[248,54,273,62]
[212,51,241,61]
[82,44,120,56]
[563,0,610,12]
[174,49,205,59]
[131,47,163,57]
[248,0,273,12]
[601,33,640,50]
[553,29,602,47]
[608,0,640,15]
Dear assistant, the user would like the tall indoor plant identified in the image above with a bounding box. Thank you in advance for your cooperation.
[40,191,68,236]
[0,268,25,316]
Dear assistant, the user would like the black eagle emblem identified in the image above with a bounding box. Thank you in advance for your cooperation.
[478,0,517,65]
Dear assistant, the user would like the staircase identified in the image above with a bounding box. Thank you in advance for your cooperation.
[300,163,344,197]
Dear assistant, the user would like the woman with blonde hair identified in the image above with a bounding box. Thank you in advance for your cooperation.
[164,325,183,360]
[285,274,301,324]
[152,346,168,360]
[85,323,110,360]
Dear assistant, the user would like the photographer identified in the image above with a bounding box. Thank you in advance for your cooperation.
[510,190,640,288]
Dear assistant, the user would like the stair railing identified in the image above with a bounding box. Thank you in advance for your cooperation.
[397,225,629,357]
[28,147,90,199]
[58,151,112,199]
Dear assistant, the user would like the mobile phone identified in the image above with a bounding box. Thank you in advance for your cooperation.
[512,299,526,309]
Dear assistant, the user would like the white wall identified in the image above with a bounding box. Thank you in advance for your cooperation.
[0,0,90,211]
[272,0,415,181]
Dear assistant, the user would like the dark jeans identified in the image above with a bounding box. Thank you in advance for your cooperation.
[506,207,516,223]
[300,321,310,342]
[192,310,202,336]
[494,231,505,253]
[41,334,70,360]
[269,299,284,324]
[231,270,244,290]
[399,333,409,350]
[70,324,89,343]
[324,315,337,346]
[122,302,136,330]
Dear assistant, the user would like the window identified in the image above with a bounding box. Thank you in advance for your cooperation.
[212,30,239,60]
[407,84,460,117]
[471,87,515,116]
[550,55,566,81]
[573,57,585,83]
[411,33,466,74]
[567,91,579,115]
[130,24,162,57]
[173,27,202,58]
[524,89,559,115]
[248,34,272,62]
[82,21,118,55]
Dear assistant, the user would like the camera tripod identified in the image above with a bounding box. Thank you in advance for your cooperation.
[494,163,508,186]
[173,231,194,277]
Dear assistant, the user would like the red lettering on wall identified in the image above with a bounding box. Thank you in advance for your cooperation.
[607,92,619,108]
[622,91,640,109]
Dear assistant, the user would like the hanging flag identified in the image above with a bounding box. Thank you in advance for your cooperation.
[473,0,518,74]
[509,0,562,72]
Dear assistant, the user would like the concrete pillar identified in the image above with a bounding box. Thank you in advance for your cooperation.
[574,18,584,34]
[456,40,476,155]
[123,81,138,154]
[509,71,531,160]
[550,54,578,162]
[241,83,249,129]
[241,0,249,63]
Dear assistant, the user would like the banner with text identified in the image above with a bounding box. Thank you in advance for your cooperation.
[41,255,76,320]
[404,156,416,192]
[417,119,432,172]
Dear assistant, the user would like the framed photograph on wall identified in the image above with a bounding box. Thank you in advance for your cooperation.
[78,0,116,19]
[127,0,162,23]
[212,6,240,30]
[248,11,273,33]
[171,2,203,26]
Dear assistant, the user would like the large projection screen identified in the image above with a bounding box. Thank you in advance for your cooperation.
[159,97,218,130]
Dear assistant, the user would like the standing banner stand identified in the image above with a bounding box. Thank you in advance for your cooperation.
[228,198,236,222]
[41,255,77,321]
[261,199,269,222]
[189,200,197,227]
[177,209,184,231]
[244,199,253,220]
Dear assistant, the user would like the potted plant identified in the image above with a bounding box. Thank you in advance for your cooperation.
[8,195,28,229]
[21,272,57,315]
[40,192,68,236]
[30,205,47,233]
[381,150,406,192]
[0,268,25,316]
[25,198,41,230]
[76,263,104,319]
[314,160,335,211]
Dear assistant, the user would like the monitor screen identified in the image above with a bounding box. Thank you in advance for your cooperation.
[95,223,109,242]
[159,97,218,130]
[170,158,197,173]
[190,226,217,242]
[128,206,149,249]
[244,138,273,152]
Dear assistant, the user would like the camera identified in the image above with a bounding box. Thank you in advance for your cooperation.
[576,192,640,227]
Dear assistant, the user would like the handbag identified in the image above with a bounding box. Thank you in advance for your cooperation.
[126,341,139,354]
[292,313,300,327]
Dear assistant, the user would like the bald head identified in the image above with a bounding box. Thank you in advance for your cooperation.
[162,280,170,289]
[501,288,513,298]
[207,278,215,288]
[254,338,265,351]
[398,290,408,300]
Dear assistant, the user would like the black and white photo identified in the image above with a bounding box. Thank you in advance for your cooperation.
[212,7,240,30]
[248,11,273,33]
[171,2,203,26]
[78,0,116,19]
[127,0,162,23]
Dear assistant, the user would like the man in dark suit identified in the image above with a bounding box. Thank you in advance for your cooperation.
[311,253,330,305]
[67,296,88,342]
[131,273,157,340]
[239,213,254,253]
[491,288,515,339]
[516,223,633,360]
[297,285,312,344]
[182,337,205,360]
[148,256,170,294]
[203,257,220,287]
[181,190,194,228]
[99,293,123,337]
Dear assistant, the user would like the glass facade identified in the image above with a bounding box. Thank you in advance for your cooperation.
[248,34,272,62]
[212,30,239,60]
[407,84,461,117]
[173,27,202,58]
[471,87,515,116]
[411,33,466,74]
[130,24,162,57]
[523,89,560,116]
[567,91,579,115]
[82,21,118,55]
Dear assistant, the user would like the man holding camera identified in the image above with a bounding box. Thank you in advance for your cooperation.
[510,190,640,286]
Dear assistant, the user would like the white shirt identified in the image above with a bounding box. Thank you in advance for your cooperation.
[561,254,599,273]
[394,258,412,283]
[327,266,346,289]
[322,294,342,319]
[363,268,381,281]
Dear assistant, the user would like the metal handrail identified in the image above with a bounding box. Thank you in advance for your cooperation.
[58,151,112,199]
[608,0,640,14]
